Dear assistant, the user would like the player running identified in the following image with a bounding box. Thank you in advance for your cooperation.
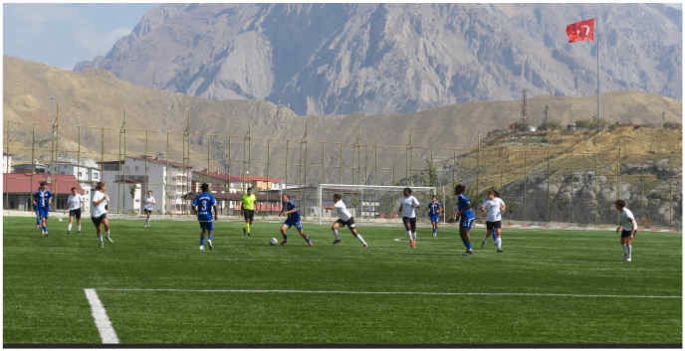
[454,184,475,256]
[480,189,505,252]
[91,182,114,247]
[279,193,312,246]
[428,195,442,237]
[615,199,638,262]
[33,181,53,237]
[66,187,85,235]
[192,183,218,252]
[399,187,420,248]
[241,187,256,237]
[143,190,156,228]
[322,193,368,248]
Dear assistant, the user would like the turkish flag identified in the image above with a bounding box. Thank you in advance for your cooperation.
[566,18,595,43]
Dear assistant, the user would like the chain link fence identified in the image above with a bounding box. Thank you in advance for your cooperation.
[4,117,681,228]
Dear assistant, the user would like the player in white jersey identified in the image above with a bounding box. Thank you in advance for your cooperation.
[143,190,156,228]
[91,182,114,248]
[398,187,420,248]
[322,193,368,248]
[65,187,85,235]
[479,189,506,252]
[615,199,638,262]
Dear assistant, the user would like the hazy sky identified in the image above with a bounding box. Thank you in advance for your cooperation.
[4,3,156,70]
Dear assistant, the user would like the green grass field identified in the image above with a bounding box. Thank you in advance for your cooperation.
[3,216,682,345]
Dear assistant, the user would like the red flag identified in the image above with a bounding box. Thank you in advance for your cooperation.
[566,18,595,43]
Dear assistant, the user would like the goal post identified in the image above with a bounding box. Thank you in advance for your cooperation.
[316,184,437,226]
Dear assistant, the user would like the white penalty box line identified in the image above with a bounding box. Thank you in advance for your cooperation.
[96,287,680,300]
[84,288,120,344]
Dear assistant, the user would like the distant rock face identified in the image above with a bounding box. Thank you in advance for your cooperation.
[74,4,682,115]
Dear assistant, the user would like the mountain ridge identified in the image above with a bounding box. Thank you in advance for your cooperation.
[74,3,682,115]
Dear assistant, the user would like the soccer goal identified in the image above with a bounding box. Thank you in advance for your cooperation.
[315,184,437,226]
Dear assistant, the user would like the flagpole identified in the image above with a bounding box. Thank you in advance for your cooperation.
[596,15,601,122]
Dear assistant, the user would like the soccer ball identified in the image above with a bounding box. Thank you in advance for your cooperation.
[269,237,279,246]
[58,218,63,222]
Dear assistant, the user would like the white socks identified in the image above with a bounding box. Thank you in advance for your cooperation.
[355,233,367,246]
[407,230,413,240]
[496,238,502,250]
[68,224,72,231]
[78,224,81,232]
[622,244,633,259]
[106,231,111,238]
[332,229,341,240]
[411,232,417,241]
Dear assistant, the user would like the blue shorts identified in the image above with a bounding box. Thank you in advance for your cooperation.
[460,216,475,229]
[198,220,214,232]
[430,215,440,223]
[284,219,303,230]
[37,208,49,219]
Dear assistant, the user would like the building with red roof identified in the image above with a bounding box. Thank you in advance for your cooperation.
[3,173,84,211]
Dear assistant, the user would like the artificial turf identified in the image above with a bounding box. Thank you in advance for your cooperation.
[3,216,681,345]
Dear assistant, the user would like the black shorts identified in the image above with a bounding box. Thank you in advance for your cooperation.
[69,209,82,220]
[486,221,502,230]
[621,230,637,238]
[91,214,107,227]
[243,210,255,221]
[336,217,356,228]
[143,209,153,215]
[402,217,417,232]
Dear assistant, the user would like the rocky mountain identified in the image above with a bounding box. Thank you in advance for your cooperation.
[74,4,682,115]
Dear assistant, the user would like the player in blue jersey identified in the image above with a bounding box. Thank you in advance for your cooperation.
[192,183,218,252]
[33,181,53,237]
[279,193,313,247]
[428,195,442,238]
[34,186,41,229]
[454,184,475,255]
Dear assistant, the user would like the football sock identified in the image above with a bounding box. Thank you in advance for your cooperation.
[407,230,412,240]
[496,238,502,250]
[412,232,417,241]
[355,233,367,246]
[332,229,340,240]
[78,224,81,232]
[305,237,311,243]
[622,244,628,256]
[209,234,214,241]
[492,230,498,242]
[627,245,632,258]
[68,223,72,231]
[105,230,110,238]
[36,217,40,225]
[282,235,288,241]
[466,240,473,251]
[200,236,205,246]
[97,234,103,242]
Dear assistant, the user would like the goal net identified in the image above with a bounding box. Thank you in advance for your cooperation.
[313,184,437,226]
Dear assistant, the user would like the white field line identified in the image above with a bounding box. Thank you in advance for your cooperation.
[96,287,680,300]
[84,288,120,344]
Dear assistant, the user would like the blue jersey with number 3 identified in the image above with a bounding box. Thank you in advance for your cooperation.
[193,192,216,222]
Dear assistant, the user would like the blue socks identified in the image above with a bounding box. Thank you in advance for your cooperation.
[305,237,311,243]
[283,235,288,241]
[492,229,498,241]
[466,240,472,251]
[200,236,205,246]
[432,228,437,235]
[209,234,214,241]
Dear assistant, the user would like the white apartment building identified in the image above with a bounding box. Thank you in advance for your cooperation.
[99,156,192,215]
[49,157,101,212]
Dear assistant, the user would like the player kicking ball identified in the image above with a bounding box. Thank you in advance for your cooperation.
[454,184,475,256]
[428,195,442,238]
[480,189,505,252]
[615,199,638,262]
[33,181,53,237]
[399,187,420,248]
[192,183,218,252]
[322,193,368,248]
[278,193,312,247]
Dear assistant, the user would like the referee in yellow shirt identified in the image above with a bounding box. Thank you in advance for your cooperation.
[241,187,257,237]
